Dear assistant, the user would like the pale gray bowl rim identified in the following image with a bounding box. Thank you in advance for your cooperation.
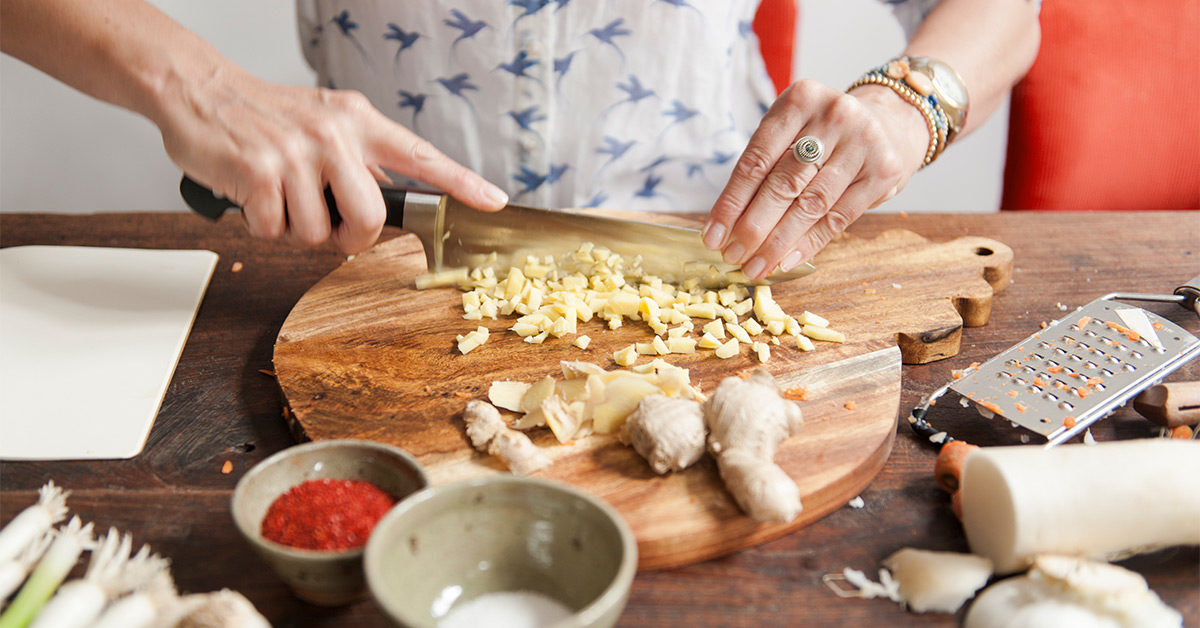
[231,439,430,560]
[363,475,638,628]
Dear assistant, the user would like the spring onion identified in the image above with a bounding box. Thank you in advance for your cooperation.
[0,517,94,628]
[0,531,53,608]
[89,547,173,628]
[0,483,68,564]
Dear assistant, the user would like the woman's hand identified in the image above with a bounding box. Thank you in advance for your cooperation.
[702,79,929,281]
[155,68,508,255]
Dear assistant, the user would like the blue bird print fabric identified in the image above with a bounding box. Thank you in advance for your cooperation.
[296,1,935,213]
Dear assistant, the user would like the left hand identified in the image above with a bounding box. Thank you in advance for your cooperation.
[702,79,930,281]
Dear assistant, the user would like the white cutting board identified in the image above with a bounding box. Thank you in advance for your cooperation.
[0,246,218,460]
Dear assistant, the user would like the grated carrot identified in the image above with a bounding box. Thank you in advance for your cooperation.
[1063,416,1076,428]
[899,211,909,219]
[783,387,809,401]
[981,401,1003,414]
[1034,377,1048,386]
[1077,316,1092,328]
[231,261,244,273]
[1008,390,1019,397]
[258,369,276,377]
[844,401,857,411]
[1126,331,1140,342]
[221,460,233,474]
[1152,322,1163,330]
[1076,387,1091,398]
[1086,377,1103,386]
[1015,403,1027,413]
[1047,365,1063,374]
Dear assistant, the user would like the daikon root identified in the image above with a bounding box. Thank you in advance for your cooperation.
[703,369,804,522]
[964,555,1182,628]
[881,548,993,614]
[621,395,706,474]
[959,439,1200,574]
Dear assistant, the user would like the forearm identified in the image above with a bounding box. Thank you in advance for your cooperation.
[903,0,1042,136]
[0,0,233,128]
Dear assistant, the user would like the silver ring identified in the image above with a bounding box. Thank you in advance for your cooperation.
[791,136,824,165]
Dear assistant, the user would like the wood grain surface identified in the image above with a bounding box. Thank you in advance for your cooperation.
[1,211,1195,628]
[272,227,1011,568]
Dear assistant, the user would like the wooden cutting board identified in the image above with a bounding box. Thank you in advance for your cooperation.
[273,226,1012,569]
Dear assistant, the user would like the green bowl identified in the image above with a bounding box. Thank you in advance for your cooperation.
[364,476,638,628]
[231,439,428,606]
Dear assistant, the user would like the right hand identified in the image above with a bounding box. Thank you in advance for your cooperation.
[156,68,508,254]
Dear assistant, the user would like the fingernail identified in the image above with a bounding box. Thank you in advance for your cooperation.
[702,222,726,249]
[723,241,746,265]
[742,256,766,280]
[483,183,509,208]
[780,250,806,271]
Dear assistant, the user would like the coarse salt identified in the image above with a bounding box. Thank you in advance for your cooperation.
[439,591,572,628]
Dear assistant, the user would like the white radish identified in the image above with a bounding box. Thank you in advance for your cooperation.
[881,548,993,613]
[960,439,1200,574]
[0,482,68,564]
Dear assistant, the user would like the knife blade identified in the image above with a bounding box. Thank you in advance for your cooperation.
[180,176,815,285]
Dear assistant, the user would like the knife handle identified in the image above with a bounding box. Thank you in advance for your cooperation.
[179,175,407,228]
[1176,274,1200,315]
[1133,381,1200,428]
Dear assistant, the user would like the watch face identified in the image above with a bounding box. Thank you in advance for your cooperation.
[930,61,967,108]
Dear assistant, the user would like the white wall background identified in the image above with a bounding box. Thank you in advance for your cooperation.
[0,0,1005,214]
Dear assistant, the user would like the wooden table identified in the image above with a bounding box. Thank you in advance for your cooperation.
[2,211,1197,627]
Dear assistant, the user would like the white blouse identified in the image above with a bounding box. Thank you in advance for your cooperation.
[296,1,936,212]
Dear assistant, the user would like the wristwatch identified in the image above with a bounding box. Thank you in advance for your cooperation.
[903,56,969,143]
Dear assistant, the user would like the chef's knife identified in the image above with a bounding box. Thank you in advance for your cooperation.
[180,176,815,285]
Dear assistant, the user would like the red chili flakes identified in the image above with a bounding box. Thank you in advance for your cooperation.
[1169,425,1194,440]
[261,479,397,551]
[844,401,858,411]
[1047,365,1064,374]
[1063,416,1077,428]
[1015,403,1027,413]
[784,387,809,401]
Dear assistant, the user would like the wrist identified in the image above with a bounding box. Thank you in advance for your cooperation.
[849,84,930,173]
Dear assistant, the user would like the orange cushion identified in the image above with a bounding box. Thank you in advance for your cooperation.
[1001,0,1200,210]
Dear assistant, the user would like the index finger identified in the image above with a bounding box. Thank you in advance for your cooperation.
[368,114,508,212]
[702,84,814,250]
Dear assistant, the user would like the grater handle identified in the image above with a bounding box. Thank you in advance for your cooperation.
[1133,381,1200,428]
[1175,274,1200,315]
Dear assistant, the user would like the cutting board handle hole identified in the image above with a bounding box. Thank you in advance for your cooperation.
[974,247,995,257]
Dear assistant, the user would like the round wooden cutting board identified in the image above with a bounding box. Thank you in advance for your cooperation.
[273,226,1011,569]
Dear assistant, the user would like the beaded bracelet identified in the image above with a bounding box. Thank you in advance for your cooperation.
[848,69,949,168]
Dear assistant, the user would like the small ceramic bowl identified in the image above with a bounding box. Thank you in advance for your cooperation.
[231,439,428,606]
[364,476,638,628]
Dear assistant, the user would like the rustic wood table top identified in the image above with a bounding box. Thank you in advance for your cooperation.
[1,210,1197,627]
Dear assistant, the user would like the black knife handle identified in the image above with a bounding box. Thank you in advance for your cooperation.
[179,175,407,228]
[1176,273,1200,315]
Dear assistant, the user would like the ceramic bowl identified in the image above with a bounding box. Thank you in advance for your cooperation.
[364,476,638,628]
[231,439,429,606]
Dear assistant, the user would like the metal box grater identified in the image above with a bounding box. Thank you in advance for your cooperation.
[912,282,1200,447]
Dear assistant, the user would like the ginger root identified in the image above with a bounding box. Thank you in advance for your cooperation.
[703,368,804,522]
[462,400,551,475]
[621,395,706,474]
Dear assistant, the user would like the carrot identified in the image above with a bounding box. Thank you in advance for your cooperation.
[1169,425,1193,440]
[951,489,964,521]
[1126,331,1140,342]
[1047,365,1063,374]
[935,440,979,494]
[1015,403,1027,413]
[981,401,1003,414]
[1152,322,1163,331]
[1076,387,1091,398]
[221,460,233,474]
[844,401,857,411]
[258,368,276,377]
[1077,316,1092,328]
[1063,416,1077,428]
[231,261,244,273]
[1008,390,1019,397]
